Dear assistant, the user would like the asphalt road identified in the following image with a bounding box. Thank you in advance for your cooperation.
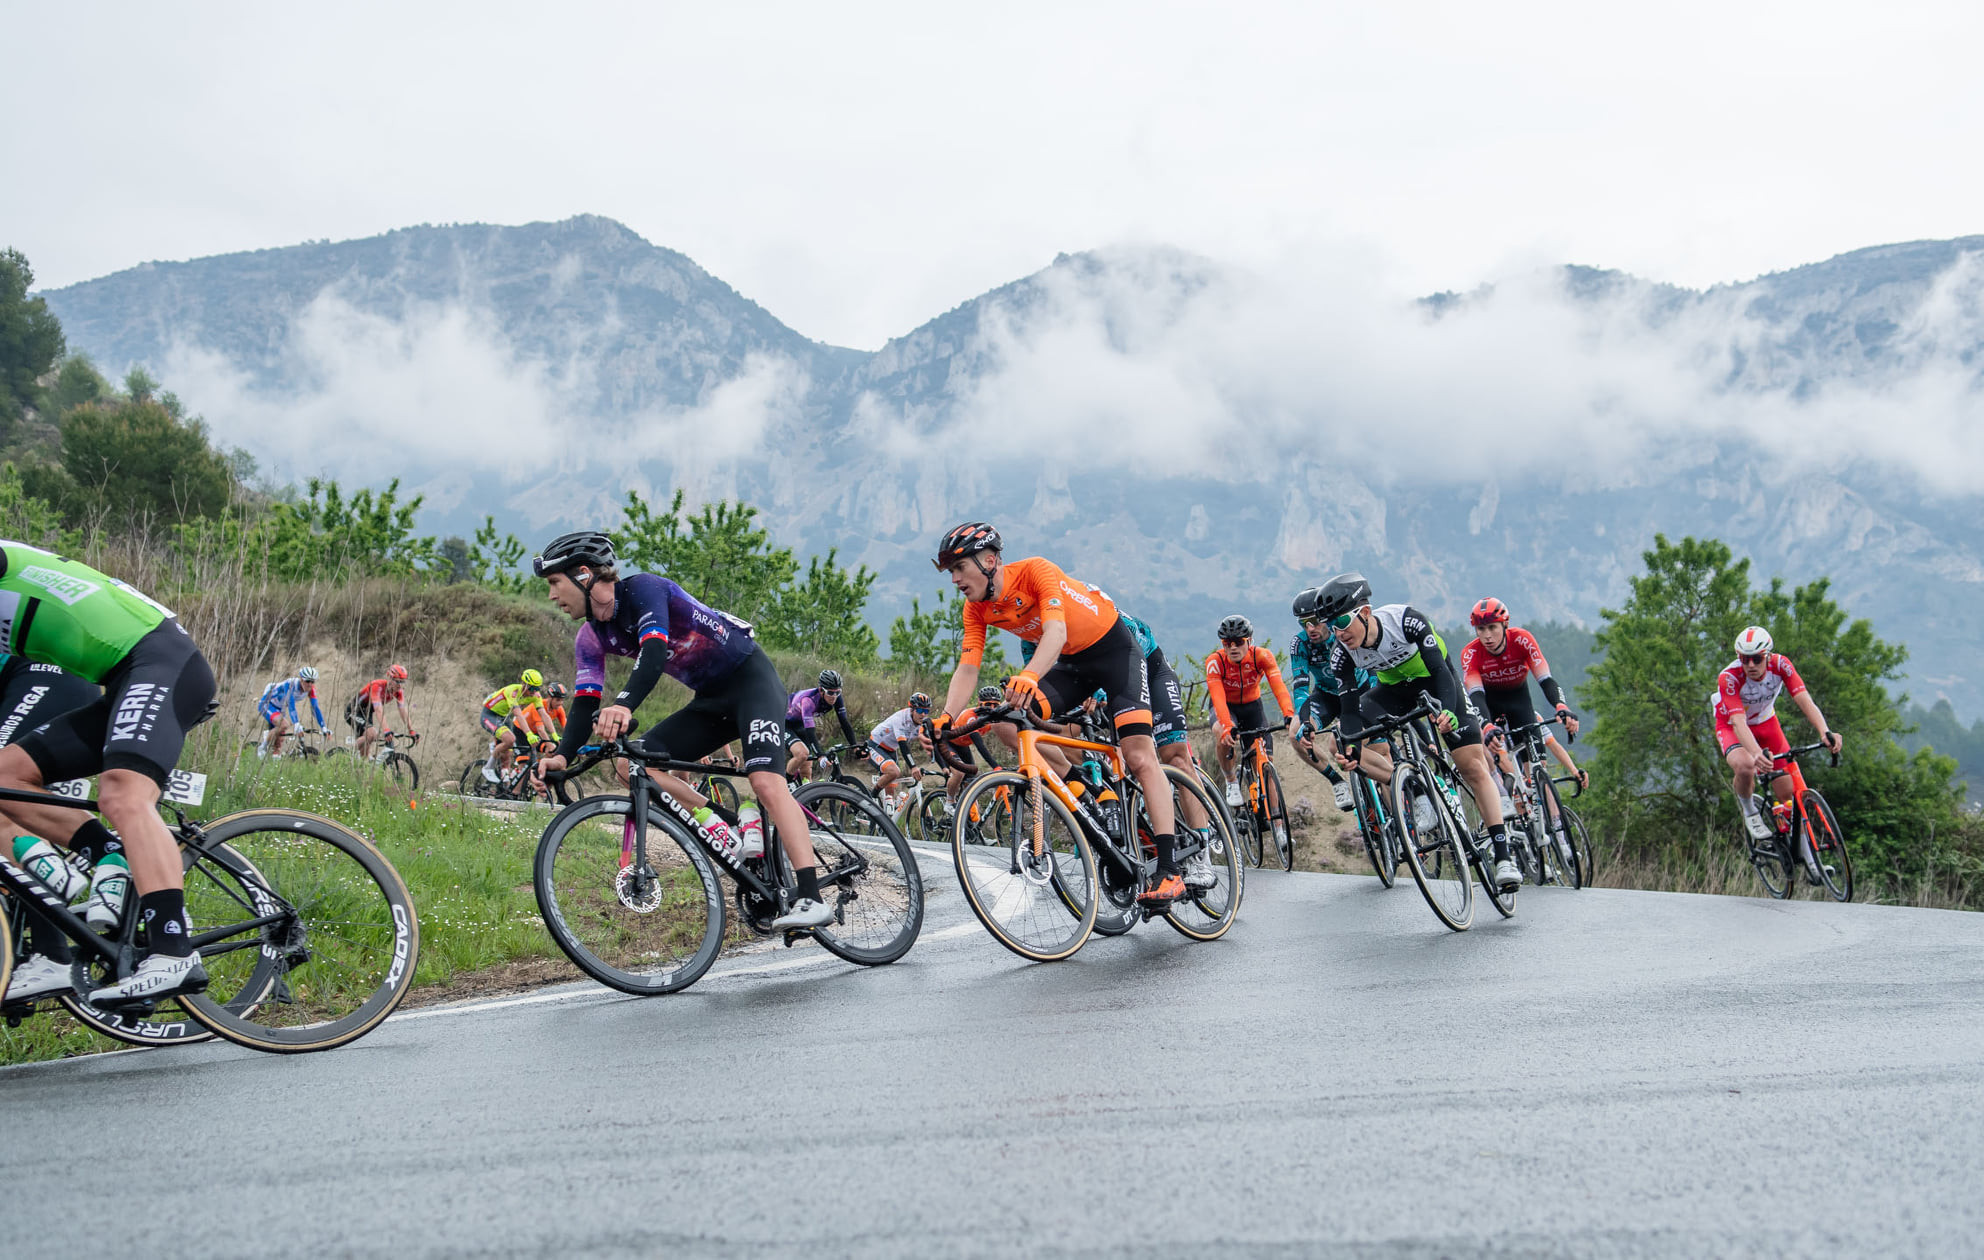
[6,850,1984,1259]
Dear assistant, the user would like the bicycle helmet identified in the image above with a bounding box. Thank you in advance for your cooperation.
[521,669,544,688]
[296,666,318,681]
[909,691,932,712]
[1470,597,1511,628]
[975,684,1003,705]
[388,663,409,680]
[532,530,616,578]
[1217,614,1253,642]
[1735,626,1773,657]
[1292,586,1328,620]
[1310,572,1373,620]
[933,522,1002,570]
[547,682,568,699]
[818,669,843,690]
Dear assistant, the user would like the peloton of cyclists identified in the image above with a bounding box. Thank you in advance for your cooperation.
[257,665,324,757]
[348,664,416,759]
[786,669,862,780]
[1460,598,1588,796]
[1715,625,1844,874]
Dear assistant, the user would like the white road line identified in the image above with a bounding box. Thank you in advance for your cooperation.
[392,921,983,1023]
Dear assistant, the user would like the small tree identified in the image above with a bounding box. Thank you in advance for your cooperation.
[768,550,880,665]
[613,489,797,622]
[0,249,65,434]
[59,397,233,522]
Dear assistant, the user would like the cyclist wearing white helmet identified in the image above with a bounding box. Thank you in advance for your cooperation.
[1713,626,1843,856]
[256,664,325,757]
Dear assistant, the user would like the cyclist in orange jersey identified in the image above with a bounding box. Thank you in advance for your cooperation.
[930,522,1194,901]
[1204,614,1296,809]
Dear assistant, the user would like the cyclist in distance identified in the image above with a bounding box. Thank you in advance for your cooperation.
[1715,626,1844,866]
[1308,571,1522,891]
[785,668,861,780]
[542,681,570,741]
[929,522,1188,903]
[1289,589,1373,811]
[348,663,415,759]
[256,665,323,757]
[480,669,546,779]
[1460,598,1588,792]
[0,542,219,1004]
[866,691,933,804]
[529,531,833,929]
[1204,614,1296,809]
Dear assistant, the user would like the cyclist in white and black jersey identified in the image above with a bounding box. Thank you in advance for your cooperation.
[865,692,933,802]
[1307,572,1520,891]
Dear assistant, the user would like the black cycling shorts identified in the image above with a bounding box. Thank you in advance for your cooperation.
[347,698,375,735]
[1225,696,1274,753]
[0,660,102,750]
[19,620,218,789]
[1358,678,1484,751]
[641,643,790,775]
[1480,685,1539,736]
[782,716,822,757]
[1146,647,1188,748]
[1036,616,1153,740]
[1302,689,1347,734]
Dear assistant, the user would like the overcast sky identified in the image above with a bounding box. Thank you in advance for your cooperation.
[6,1,1980,349]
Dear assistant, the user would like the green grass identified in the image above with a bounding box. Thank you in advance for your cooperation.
[3,757,558,1066]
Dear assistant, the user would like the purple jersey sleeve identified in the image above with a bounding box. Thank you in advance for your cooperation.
[574,623,608,699]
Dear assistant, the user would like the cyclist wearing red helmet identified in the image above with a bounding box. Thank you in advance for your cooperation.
[348,663,415,759]
[1460,598,1586,793]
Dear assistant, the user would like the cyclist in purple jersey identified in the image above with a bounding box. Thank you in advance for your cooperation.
[784,668,860,778]
[530,530,833,930]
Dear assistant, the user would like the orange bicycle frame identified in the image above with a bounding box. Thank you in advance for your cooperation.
[1014,728,1126,856]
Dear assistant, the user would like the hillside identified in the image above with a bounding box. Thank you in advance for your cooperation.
[38,219,1984,712]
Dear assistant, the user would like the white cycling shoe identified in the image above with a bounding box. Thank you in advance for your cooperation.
[1182,852,1218,891]
[1742,807,1774,841]
[4,956,78,1003]
[1223,782,1243,808]
[89,952,208,1006]
[1331,780,1354,811]
[771,899,834,930]
[1491,858,1522,891]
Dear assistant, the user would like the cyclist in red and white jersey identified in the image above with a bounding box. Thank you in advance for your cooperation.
[1460,598,1586,791]
[1713,626,1843,847]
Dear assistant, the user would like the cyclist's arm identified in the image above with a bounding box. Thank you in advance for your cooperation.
[1289,641,1313,721]
[309,691,325,728]
[834,696,860,746]
[1402,612,1466,720]
[397,694,413,732]
[1790,689,1834,745]
[1022,618,1069,684]
[613,635,671,713]
[558,628,609,761]
[943,600,991,719]
[1519,631,1566,708]
[1203,658,1235,734]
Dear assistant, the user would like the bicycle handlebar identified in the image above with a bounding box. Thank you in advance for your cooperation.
[1338,693,1441,745]
[1231,720,1290,740]
[1757,741,1843,778]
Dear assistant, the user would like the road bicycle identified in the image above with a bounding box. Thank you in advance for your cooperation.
[1229,720,1293,871]
[535,739,923,994]
[460,738,557,802]
[329,729,422,792]
[1747,741,1851,902]
[1491,716,1588,890]
[1345,695,1505,931]
[2,777,418,1053]
[246,726,333,760]
[933,699,1238,961]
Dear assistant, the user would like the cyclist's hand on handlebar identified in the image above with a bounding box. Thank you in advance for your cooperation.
[1823,729,1844,755]
[1432,708,1457,734]
[1556,705,1579,736]
[594,704,634,740]
[1216,724,1234,749]
[1004,671,1046,718]
[534,753,567,786]
[1750,747,1775,775]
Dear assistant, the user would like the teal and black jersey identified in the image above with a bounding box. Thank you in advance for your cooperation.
[1290,627,1368,729]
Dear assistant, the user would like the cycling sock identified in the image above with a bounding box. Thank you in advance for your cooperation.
[1320,764,1344,784]
[795,867,822,903]
[138,890,192,958]
[1488,822,1509,863]
[1153,833,1178,875]
[69,819,121,868]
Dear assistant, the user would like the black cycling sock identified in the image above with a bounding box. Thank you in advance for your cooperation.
[1153,833,1178,875]
[69,819,121,868]
[1320,763,1344,784]
[795,867,822,903]
[1488,822,1509,863]
[138,890,192,958]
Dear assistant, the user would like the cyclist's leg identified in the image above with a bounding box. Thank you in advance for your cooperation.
[1069,624,1176,863]
[784,717,813,777]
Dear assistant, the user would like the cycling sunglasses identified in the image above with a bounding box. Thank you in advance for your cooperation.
[1301,611,1358,630]
[1220,636,1250,646]
[1739,652,1768,665]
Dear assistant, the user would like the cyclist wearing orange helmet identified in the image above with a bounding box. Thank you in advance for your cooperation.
[349,663,415,759]
[1461,598,1586,793]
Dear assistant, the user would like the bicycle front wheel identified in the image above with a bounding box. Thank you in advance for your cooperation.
[535,796,726,994]
[175,811,419,1054]
[1393,768,1474,931]
[1749,822,1794,899]
[1802,791,1853,903]
[792,781,923,966]
[1355,776,1397,887]
[386,753,420,793]
[1531,770,1580,890]
[951,770,1096,962]
[1263,760,1294,872]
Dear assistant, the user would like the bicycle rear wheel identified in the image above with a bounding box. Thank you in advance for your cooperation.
[174,811,419,1053]
[1393,767,1473,931]
[1163,767,1242,941]
[1749,820,1794,899]
[535,795,726,994]
[1260,761,1293,871]
[1453,774,1516,919]
[792,781,923,965]
[1802,791,1853,903]
[459,760,495,798]
[1531,770,1581,890]
[385,752,420,793]
[706,777,740,814]
[1354,775,1397,887]
[951,770,1096,962]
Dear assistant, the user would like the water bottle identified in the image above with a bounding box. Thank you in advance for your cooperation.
[737,805,765,859]
[692,807,742,863]
[12,836,87,902]
[86,854,130,932]
[1096,787,1124,841]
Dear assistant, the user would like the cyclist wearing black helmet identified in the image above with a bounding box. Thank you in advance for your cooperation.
[929,521,1192,904]
[1306,571,1520,892]
[785,668,860,779]
[1290,587,1376,811]
[528,529,834,930]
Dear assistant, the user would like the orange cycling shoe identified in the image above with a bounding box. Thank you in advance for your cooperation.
[1140,872,1186,902]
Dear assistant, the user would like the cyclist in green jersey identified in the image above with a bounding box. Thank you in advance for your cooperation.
[0,543,218,1005]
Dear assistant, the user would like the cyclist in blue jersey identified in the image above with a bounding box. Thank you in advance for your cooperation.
[256,666,325,757]
[1290,589,1379,812]
[528,531,833,930]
